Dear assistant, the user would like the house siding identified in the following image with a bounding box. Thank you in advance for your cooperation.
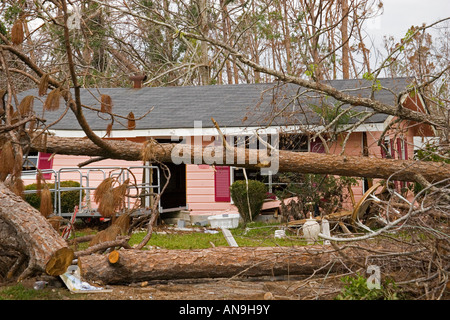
[186,164,235,215]
[21,129,416,216]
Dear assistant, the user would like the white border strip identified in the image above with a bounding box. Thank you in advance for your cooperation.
[50,123,386,138]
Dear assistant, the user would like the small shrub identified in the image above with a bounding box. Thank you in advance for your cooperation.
[335,274,402,300]
[276,173,357,220]
[413,143,450,196]
[25,180,84,214]
[230,179,268,224]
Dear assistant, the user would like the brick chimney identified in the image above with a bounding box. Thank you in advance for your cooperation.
[129,74,147,89]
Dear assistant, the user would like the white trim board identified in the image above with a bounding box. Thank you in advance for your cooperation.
[50,123,386,139]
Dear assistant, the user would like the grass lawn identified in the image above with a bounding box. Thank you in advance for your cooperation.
[72,221,310,250]
[0,283,72,300]
[130,222,309,249]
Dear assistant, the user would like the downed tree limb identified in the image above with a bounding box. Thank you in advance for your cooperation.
[73,237,131,259]
[67,234,95,245]
[30,135,450,183]
[0,182,73,280]
[78,246,355,285]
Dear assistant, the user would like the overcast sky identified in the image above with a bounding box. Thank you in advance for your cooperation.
[365,0,450,47]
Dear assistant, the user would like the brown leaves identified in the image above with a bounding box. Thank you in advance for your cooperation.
[106,122,113,137]
[39,74,50,97]
[18,95,34,116]
[5,176,24,198]
[0,141,23,196]
[0,141,15,181]
[141,138,158,163]
[13,147,23,178]
[94,177,114,204]
[101,94,113,113]
[89,224,122,247]
[11,19,24,45]
[44,88,61,111]
[36,170,44,197]
[97,188,115,217]
[0,89,6,117]
[113,179,129,212]
[40,185,53,218]
[88,210,131,247]
[94,177,130,218]
[127,112,136,130]
[114,213,130,235]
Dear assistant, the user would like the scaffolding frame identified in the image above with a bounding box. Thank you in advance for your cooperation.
[22,165,161,218]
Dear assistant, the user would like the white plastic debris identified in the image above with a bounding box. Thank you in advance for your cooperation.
[320,218,331,245]
[67,6,82,30]
[60,265,112,294]
[274,229,286,239]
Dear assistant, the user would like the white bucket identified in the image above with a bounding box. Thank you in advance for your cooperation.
[274,229,286,239]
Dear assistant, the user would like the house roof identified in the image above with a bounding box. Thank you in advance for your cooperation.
[17,77,410,134]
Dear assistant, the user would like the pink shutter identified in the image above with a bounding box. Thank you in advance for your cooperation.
[403,138,409,190]
[403,138,408,160]
[37,152,54,180]
[310,138,325,153]
[397,138,409,189]
[214,166,230,202]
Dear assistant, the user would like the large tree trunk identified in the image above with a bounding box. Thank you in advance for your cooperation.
[31,135,450,183]
[0,182,73,281]
[78,246,353,285]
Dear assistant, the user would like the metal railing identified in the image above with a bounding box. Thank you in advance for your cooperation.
[22,165,161,218]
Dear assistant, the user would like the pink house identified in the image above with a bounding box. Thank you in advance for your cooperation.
[18,78,433,219]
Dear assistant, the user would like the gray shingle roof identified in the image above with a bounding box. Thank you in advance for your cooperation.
[17,77,410,132]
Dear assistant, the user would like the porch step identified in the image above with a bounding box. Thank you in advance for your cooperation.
[161,210,191,225]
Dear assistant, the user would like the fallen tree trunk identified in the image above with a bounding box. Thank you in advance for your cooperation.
[31,135,450,183]
[78,246,354,285]
[0,182,74,281]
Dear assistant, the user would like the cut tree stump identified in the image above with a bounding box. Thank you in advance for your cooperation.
[0,182,73,280]
[108,250,120,264]
[78,246,358,285]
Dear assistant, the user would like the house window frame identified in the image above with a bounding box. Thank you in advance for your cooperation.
[21,152,54,181]
[279,133,309,152]
[23,151,39,172]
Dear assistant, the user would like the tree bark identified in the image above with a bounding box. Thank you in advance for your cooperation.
[0,182,73,281]
[340,0,350,79]
[31,135,450,183]
[78,246,351,285]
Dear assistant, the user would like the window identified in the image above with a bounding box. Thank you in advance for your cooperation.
[381,137,408,160]
[21,152,54,180]
[380,138,392,159]
[232,135,260,149]
[380,137,409,192]
[396,138,408,160]
[23,152,39,172]
[156,137,182,144]
[279,133,309,152]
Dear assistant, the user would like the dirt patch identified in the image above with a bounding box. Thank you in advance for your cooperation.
[7,275,341,300]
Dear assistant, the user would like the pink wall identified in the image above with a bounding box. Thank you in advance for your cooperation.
[327,130,415,209]
[184,135,234,215]
[23,129,416,216]
[186,164,235,215]
[23,154,144,212]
